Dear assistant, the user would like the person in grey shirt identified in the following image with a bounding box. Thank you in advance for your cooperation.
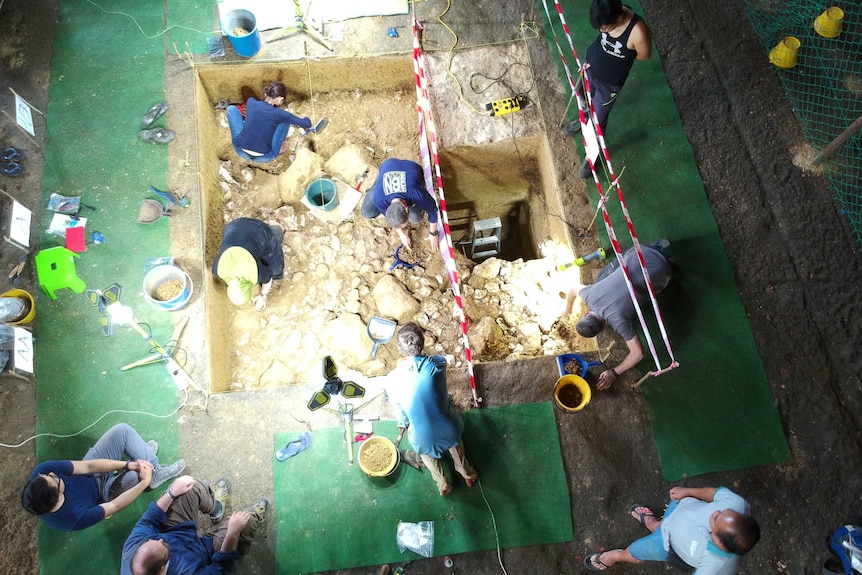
[563,240,671,389]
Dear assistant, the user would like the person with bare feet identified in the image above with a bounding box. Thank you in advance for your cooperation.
[361,158,441,254]
[227,80,326,163]
[583,486,760,573]
[212,217,286,311]
[384,323,477,496]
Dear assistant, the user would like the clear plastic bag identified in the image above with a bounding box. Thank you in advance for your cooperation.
[396,521,434,558]
[0,298,27,323]
[47,193,82,214]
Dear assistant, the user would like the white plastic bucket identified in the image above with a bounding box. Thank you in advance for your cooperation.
[143,265,192,311]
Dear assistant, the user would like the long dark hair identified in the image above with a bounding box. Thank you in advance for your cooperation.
[262,81,286,99]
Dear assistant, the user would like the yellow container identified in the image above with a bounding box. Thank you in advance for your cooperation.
[553,374,591,412]
[814,7,843,39]
[1,288,35,325]
[769,36,801,69]
[357,437,399,477]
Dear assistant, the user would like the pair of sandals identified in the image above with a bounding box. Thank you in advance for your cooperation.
[2,147,25,177]
[584,505,656,571]
[140,101,175,144]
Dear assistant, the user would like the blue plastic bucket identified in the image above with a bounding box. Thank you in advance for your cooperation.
[304,178,339,211]
[143,265,192,311]
[222,9,261,58]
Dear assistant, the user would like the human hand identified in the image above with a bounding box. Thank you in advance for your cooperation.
[427,234,439,253]
[396,228,411,250]
[135,460,155,484]
[227,510,252,533]
[596,369,618,390]
[252,294,267,311]
[669,486,687,501]
[169,475,197,496]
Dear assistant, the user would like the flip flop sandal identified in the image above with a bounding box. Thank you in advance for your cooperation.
[584,552,609,571]
[629,503,655,527]
[2,147,24,162]
[142,101,169,126]
[1,162,24,176]
[276,431,312,461]
[140,128,175,143]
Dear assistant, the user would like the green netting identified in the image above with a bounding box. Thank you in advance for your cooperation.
[744,1,862,242]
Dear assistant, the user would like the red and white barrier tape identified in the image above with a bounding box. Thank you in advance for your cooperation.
[412,17,481,406]
[543,0,677,375]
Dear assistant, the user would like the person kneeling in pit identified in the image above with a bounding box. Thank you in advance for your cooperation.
[361,158,440,254]
[563,240,671,389]
[212,217,285,311]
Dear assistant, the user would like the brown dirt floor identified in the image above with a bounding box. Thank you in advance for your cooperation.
[2,1,862,575]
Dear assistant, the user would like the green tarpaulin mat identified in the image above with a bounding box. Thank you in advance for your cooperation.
[274,402,573,574]
[540,0,790,480]
[33,1,208,572]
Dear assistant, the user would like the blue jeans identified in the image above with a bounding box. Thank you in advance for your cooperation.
[83,423,159,501]
[629,500,679,561]
[227,105,290,163]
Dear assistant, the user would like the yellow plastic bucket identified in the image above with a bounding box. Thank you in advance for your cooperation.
[553,374,591,412]
[358,436,399,477]
[814,7,843,39]
[769,36,801,69]
[1,288,35,325]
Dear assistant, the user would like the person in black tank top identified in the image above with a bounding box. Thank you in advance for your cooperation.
[562,0,652,178]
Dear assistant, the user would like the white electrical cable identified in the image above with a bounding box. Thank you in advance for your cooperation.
[476,477,510,575]
[0,389,189,449]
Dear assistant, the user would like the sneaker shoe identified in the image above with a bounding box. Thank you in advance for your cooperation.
[562,121,582,137]
[140,128,175,143]
[210,478,231,522]
[149,458,186,490]
[142,101,169,127]
[578,158,593,180]
[252,498,269,523]
[146,440,159,455]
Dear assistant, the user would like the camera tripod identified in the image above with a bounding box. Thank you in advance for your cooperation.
[269,0,333,52]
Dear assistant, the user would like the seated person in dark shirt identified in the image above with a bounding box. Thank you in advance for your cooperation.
[21,423,185,532]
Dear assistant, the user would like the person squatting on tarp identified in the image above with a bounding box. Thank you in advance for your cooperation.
[384,323,478,496]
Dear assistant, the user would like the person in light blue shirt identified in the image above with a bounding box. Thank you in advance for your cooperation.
[584,486,760,573]
[384,322,477,496]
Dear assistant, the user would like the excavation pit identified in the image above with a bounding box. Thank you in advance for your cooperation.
[193,48,584,394]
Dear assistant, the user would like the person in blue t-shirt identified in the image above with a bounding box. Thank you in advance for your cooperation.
[361,158,441,253]
[226,81,326,163]
[21,423,186,532]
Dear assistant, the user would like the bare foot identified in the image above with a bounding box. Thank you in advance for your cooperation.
[465,475,478,487]
[439,485,452,496]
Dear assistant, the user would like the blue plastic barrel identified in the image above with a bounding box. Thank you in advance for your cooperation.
[304,178,339,211]
[222,9,261,58]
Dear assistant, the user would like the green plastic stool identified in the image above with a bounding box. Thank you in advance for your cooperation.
[35,246,86,299]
